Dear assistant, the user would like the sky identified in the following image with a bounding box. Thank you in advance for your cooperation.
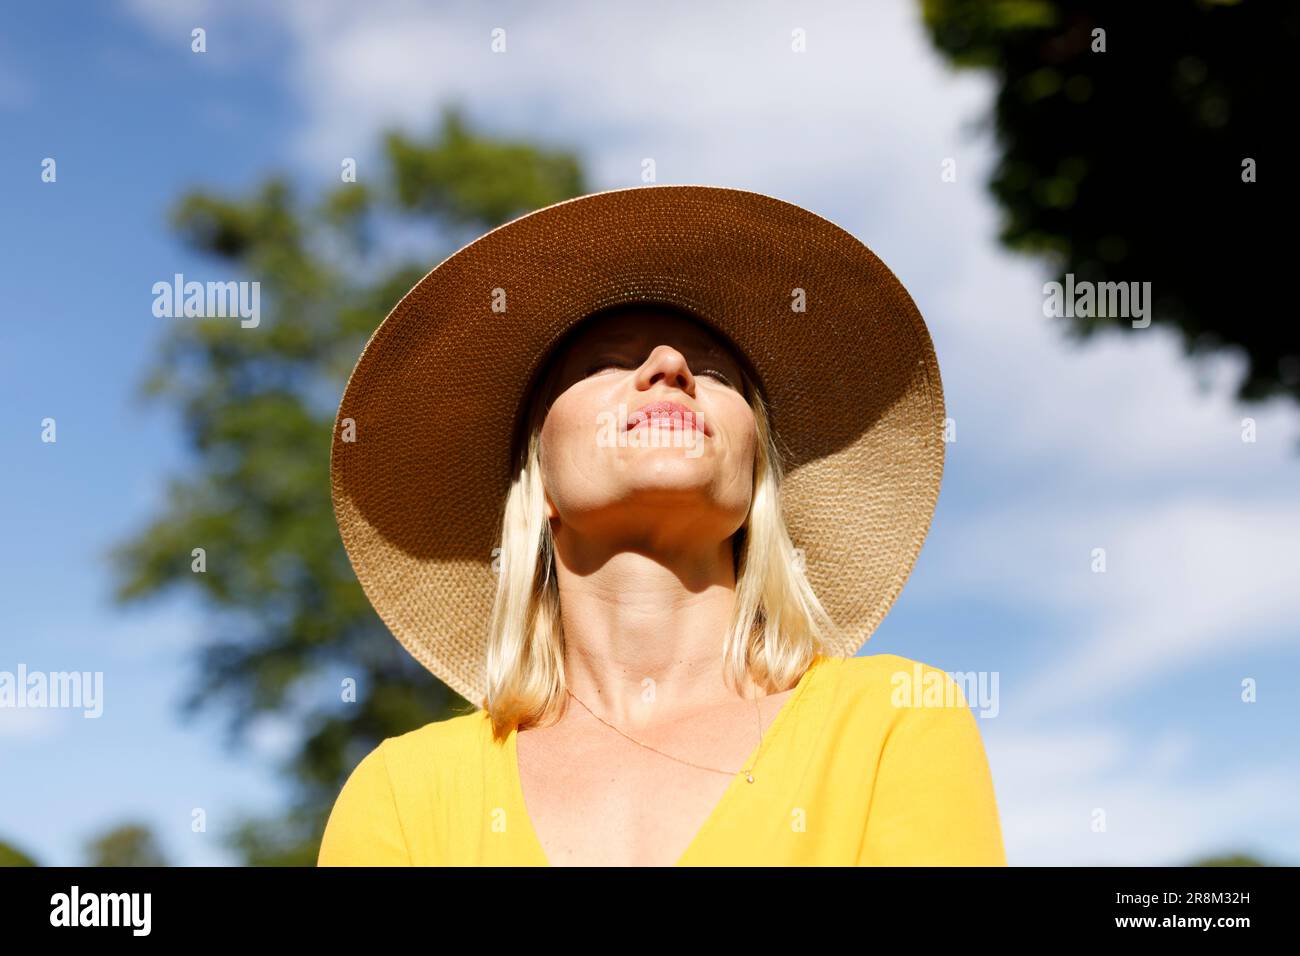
[2,0,1297,867]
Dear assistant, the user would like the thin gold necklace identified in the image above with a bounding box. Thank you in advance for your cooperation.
[565,685,767,783]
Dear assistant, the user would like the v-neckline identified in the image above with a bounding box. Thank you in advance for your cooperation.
[506,653,826,866]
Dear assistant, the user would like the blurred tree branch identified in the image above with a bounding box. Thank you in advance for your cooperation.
[109,104,586,864]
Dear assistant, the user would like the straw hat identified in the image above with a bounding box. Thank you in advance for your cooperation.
[330,184,945,705]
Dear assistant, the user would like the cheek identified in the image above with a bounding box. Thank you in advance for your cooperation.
[717,400,758,464]
[539,391,597,481]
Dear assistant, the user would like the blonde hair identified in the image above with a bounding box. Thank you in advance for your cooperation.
[482,305,837,740]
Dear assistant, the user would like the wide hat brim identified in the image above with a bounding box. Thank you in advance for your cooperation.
[331,184,945,705]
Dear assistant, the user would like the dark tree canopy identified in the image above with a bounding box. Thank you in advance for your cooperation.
[922,0,1298,414]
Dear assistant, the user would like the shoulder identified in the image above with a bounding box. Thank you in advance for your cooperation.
[820,652,970,708]
[844,657,1006,864]
[319,709,496,866]
[817,652,989,749]
[373,707,493,788]
[331,708,491,799]
[382,707,490,761]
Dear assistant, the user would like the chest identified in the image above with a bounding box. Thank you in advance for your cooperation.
[513,692,794,866]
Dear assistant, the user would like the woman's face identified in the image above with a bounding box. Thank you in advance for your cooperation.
[538,307,757,546]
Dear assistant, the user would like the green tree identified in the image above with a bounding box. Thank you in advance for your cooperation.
[1186,851,1271,866]
[110,105,587,865]
[921,0,1299,419]
[0,840,40,867]
[85,823,169,867]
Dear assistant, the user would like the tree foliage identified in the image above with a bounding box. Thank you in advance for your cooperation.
[110,105,586,864]
[921,0,1299,412]
[84,823,170,867]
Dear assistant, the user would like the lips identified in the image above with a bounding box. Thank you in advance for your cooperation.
[627,400,712,437]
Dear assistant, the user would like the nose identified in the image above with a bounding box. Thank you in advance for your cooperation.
[634,344,696,397]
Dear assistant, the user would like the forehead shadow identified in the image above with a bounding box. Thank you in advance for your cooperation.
[512,304,761,469]
[566,308,739,363]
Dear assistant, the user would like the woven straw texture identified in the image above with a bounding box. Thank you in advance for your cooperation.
[331,185,945,705]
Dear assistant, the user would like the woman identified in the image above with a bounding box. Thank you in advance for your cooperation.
[319,185,1006,866]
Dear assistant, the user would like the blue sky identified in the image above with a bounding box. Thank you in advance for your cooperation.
[3,0,1297,867]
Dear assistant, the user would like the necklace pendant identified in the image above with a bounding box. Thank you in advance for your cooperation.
[744,771,754,783]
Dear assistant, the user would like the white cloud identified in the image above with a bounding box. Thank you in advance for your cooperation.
[930,236,1298,483]
[120,0,282,68]
[930,494,1300,717]
[0,703,60,740]
[139,0,993,215]
[988,727,1298,865]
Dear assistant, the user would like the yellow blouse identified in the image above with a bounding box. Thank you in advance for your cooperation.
[317,652,1007,866]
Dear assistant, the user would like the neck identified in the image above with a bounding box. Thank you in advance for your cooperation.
[550,531,757,727]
